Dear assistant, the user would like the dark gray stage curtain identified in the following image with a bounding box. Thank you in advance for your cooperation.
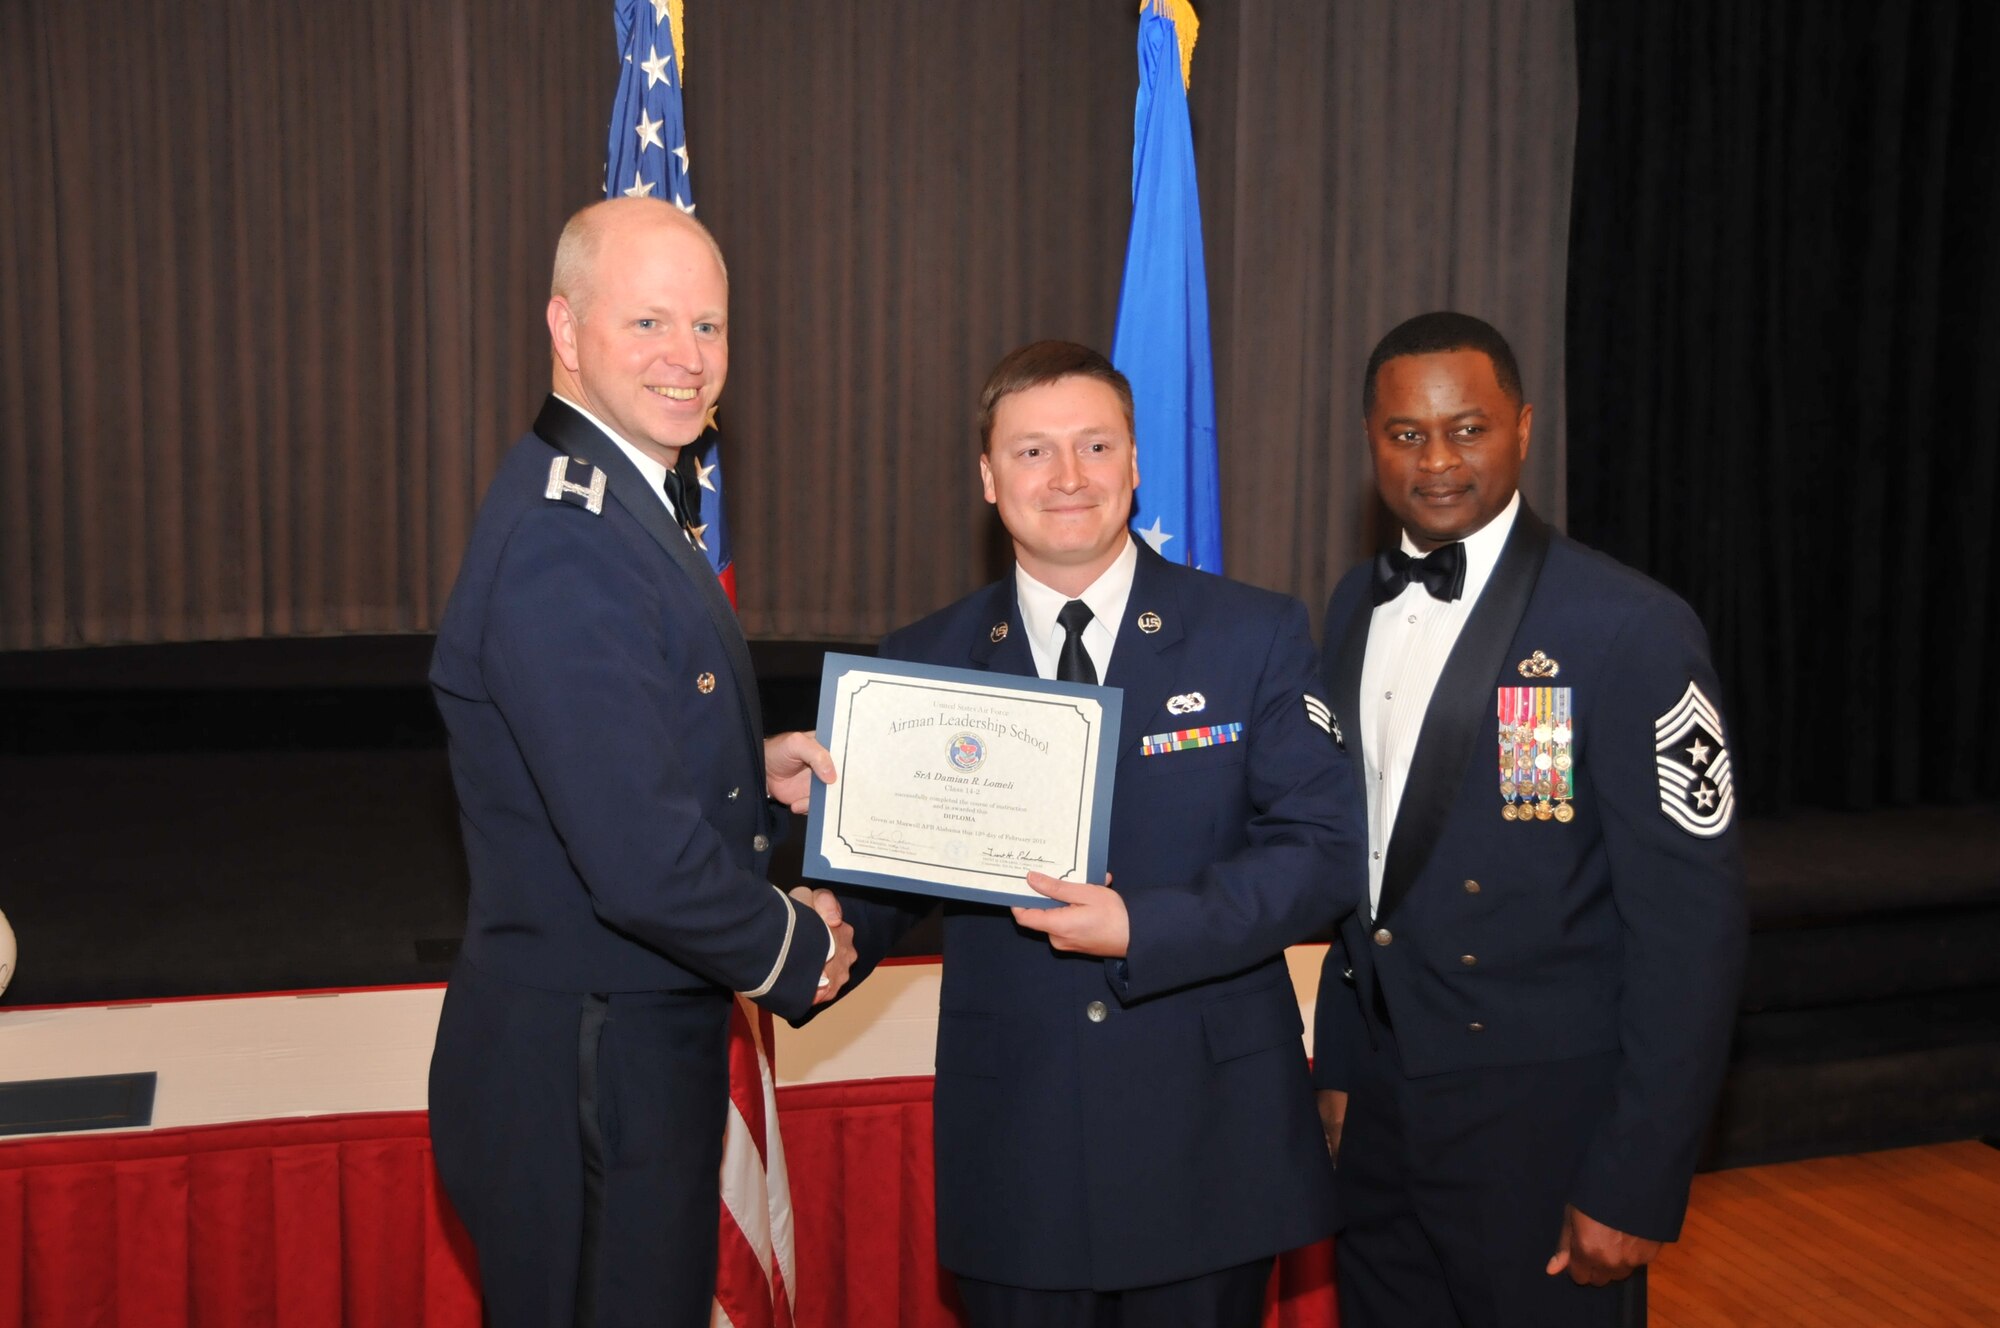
[0,0,607,649]
[1188,0,1575,619]
[1,0,1572,648]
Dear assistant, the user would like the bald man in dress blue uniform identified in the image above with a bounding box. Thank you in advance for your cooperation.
[1312,313,1747,1328]
[831,341,1365,1328]
[427,199,855,1328]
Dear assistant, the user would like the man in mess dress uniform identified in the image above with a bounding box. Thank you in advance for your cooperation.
[833,340,1366,1328]
[1312,311,1748,1328]
[428,198,854,1328]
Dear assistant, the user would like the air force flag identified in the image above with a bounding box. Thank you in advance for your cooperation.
[1111,1,1222,574]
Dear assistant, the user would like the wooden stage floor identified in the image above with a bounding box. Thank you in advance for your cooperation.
[1652,1140,2000,1326]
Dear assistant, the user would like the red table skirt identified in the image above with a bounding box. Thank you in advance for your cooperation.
[0,1077,1336,1327]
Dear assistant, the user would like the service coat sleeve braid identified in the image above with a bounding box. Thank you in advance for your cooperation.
[483,505,827,1018]
[1565,595,1748,1242]
[1116,598,1368,1001]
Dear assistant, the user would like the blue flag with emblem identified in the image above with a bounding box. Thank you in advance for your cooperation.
[604,0,736,602]
[1111,0,1222,574]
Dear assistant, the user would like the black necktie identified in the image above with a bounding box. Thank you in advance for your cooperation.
[1371,542,1467,605]
[1056,600,1097,684]
[661,463,699,542]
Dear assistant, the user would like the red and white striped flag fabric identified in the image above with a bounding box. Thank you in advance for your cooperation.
[712,999,797,1328]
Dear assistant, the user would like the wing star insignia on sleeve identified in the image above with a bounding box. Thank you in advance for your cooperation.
[543,456,606,515]
[1654,681,1735,837]
[1304,694,1345,748]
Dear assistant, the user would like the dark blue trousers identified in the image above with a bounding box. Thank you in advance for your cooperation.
[429,958,732,1328]
[1335,1014,1646,1328]
[954,1257,1275,1328]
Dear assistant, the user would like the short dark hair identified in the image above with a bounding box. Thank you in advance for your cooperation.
[978,340,1135,451]
[1362,312,1524,416]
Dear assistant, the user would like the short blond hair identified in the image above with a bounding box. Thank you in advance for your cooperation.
[549,198,728,317]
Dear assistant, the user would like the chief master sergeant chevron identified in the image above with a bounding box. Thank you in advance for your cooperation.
[1313,311,1748,1328]
[426,197,856,1328]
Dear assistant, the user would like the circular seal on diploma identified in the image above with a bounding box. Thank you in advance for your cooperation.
[948,733,987,772]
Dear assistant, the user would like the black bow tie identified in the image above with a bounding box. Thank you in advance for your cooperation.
[1372,542,1467,604]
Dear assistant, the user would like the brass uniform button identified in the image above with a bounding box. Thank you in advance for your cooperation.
[1464,879,1481,894]
[1468,1022,1486,1033]
[1460,954,1478,967]
[752,834,770,853]
[1086,1001,1108,1023]
[1373,928,1393,947]
[696,672,716,694]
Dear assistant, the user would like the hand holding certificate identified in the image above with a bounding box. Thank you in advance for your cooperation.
[805,653,1121,909]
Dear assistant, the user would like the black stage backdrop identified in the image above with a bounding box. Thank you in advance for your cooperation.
[1567,0,2000,813]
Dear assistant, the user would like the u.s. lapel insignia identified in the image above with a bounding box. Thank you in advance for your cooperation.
[1517,650,1560,678]
[1654,681,1734,837]
[989,622,1009,643]
[1136,611,1163,635]
[696,672,716,695]
[543,456,606,515]
[1498,686,1575,822]
[1166,691,1206,716]
[1304,693,1345,748]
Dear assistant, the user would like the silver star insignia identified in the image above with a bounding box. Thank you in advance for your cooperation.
[1686,737,1712,767]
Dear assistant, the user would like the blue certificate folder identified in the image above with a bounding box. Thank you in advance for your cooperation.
[805,653,1121,910]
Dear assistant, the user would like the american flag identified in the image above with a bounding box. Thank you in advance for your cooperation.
[604,6,790,1327]
[606,0,738,606]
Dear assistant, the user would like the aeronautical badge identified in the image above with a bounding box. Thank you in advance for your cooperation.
[1166,691,1206,716]
[1303,694,1345,748]
[1654,682,1734,837]
[543,456,606,515]
[1517,650,1560,678]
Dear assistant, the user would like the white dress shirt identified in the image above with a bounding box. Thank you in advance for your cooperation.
[555,394,692,535]
[1014,536,1139,683]
[1359,491,1521,916]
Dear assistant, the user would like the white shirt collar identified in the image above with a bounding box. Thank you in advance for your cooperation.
[1399,489,1521,607]
[554,393,678,521]
[1013,536,1140,681]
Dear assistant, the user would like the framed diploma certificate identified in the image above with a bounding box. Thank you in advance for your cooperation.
[805,653,1121,909]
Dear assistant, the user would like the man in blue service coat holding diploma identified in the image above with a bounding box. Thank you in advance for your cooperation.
[832,340,1366,1328]
[427,198,855,1328]
[1312,312,1747,1328]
